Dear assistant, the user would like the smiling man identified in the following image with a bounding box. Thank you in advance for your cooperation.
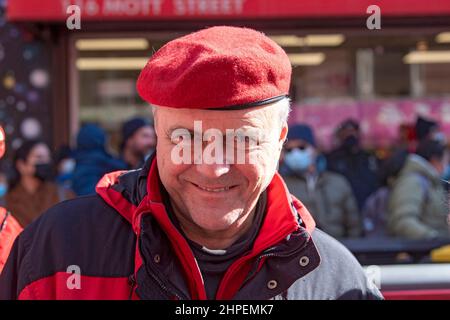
[154,104,286,251]
[0,26,382,300]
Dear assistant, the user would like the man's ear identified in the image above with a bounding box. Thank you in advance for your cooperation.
[279,123,288,147]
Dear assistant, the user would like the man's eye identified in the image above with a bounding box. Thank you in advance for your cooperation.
[171,133,190,144]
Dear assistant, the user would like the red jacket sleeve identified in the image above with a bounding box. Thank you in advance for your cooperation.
[0,209,23,274]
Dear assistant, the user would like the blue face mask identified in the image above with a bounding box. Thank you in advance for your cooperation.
[0,183,8,197]
[60,159,75,175]
[284,148,313,173]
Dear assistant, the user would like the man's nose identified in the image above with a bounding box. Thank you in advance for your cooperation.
[194,162,231,178]
[193,138,233,178]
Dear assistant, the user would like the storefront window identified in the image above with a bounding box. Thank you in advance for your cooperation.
[374,50,410,97]
[294,49,354,101]
[422,63,450,96]
[71,29,450,151]
[72,34,184,151]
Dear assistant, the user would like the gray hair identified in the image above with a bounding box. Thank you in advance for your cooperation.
[152,97,291,128]
[276,97,291,127]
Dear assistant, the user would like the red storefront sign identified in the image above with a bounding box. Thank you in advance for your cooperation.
[7,0,450,21]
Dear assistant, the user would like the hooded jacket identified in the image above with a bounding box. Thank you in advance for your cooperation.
[388,154,450,239]
[282,169,362,239]
[72,124,127,196]
[0,156,382,300]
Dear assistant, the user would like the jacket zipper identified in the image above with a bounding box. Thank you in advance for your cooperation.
[145,265,183,300]
[138,227,186,300]
[241,234,311,287]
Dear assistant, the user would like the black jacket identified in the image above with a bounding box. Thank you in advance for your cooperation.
[0,157,383,300]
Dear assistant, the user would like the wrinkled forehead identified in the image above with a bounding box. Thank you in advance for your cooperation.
[153,105,277,131]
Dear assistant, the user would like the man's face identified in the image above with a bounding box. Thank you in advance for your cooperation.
[339,126,359,143]
[284,139,315,154]
[282,139,317,168]
[154,105,287,232]
[18,143,51,177]
[128,126,156,157]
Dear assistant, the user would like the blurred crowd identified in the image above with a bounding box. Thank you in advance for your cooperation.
[0,117,156,228]
[280,116,450,240]
[1,113,449,241]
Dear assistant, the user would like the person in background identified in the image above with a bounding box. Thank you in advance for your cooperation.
[54,145,75,193]
[72,123,127,196]
[280,124,361,238]
[5,139,75,228]
[0,126,22,274]
[397,123,417,153]
[388,139,450,239]
[326,119,379,211]
[362,149,409,238]
[120,117,156,169]
[415,116,444,144]
[415,116,450,189]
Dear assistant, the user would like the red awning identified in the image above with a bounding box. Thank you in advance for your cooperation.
[7,0,450,22]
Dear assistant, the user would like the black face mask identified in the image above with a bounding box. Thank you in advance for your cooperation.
[343,135,360,151]
[34,163,55,181]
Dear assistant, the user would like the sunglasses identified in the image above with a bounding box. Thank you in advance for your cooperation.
[285,145,308,152]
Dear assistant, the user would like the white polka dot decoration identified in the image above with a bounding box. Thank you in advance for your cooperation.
[16,101,27,112]
[11,138,23,150]
[29,69,49,89]
[21,118,42,139]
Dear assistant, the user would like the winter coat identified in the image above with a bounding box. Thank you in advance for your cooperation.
[72,124,127,196]
[387,154,450,239]
[282,170,362,238]
[326,148,379,210]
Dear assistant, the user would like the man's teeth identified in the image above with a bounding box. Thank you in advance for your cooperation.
[197,185,230,192]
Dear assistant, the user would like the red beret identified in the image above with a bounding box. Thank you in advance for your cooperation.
[137,26,291,110]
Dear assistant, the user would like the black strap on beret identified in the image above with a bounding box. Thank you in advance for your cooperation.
[207,94,289,111]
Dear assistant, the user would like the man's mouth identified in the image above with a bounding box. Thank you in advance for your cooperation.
[190,182,237,193]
